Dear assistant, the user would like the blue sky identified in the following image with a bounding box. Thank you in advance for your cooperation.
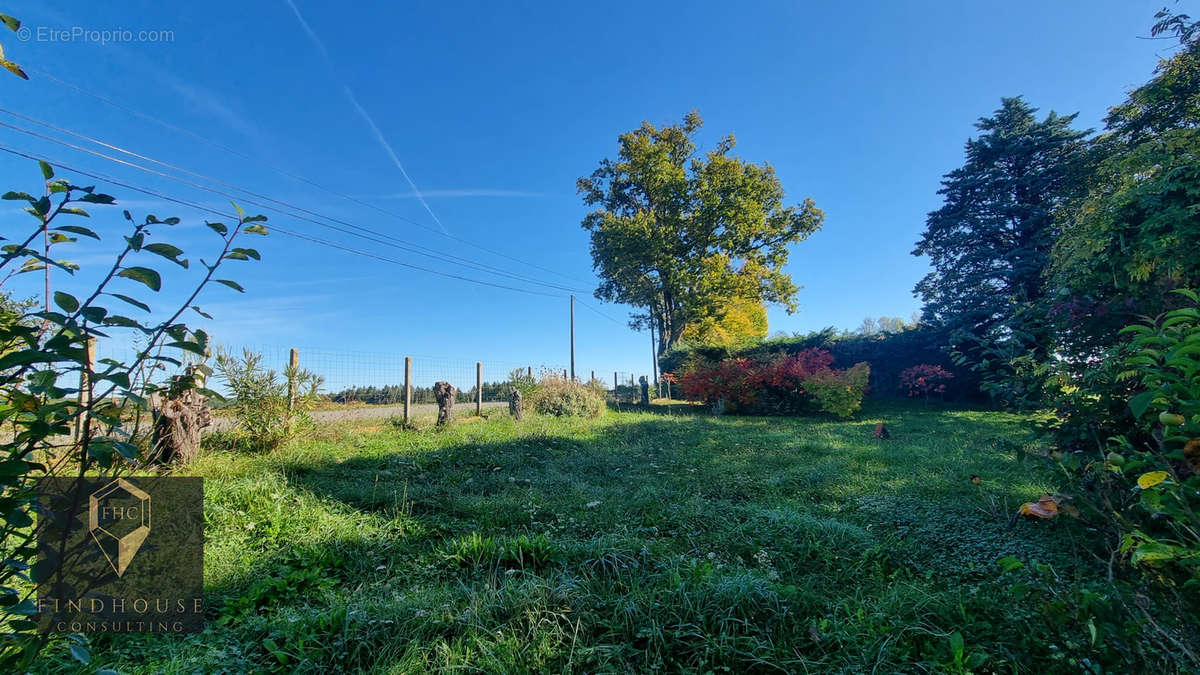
[0,1,1180,389]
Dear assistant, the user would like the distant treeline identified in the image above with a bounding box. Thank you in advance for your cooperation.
[329,381,512,404]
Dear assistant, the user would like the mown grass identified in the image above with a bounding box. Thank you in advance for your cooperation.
[31,401,1188,672]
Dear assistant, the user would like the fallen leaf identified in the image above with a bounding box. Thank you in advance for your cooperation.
[1018,495,1060,519]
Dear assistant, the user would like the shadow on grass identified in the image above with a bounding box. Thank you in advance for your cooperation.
[79,404,1089,674]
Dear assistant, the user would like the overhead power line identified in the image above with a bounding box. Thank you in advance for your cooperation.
[23,66,594,286]
[0,115,590,294]
[0,143,566,298]
[574,296,626,325]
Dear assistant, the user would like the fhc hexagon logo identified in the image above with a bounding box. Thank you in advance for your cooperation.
[37,476,204,633]
[89,479,151,577]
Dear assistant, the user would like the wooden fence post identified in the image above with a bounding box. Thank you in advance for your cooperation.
[404,356,412,425]
[288,348,299,410]
[476,362,483,416]
[74,337,96,441]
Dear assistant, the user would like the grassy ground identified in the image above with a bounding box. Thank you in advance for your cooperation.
[33,401,1172,672]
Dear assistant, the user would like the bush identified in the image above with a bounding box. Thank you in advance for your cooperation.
[662,325,981,401]
[804,362,870,418]
[529,374,606,417]
[506,367,541,404]
[1106,290,1200,580]
[899,364,954,399]
[679,349,870,418]
[214,347,324,450]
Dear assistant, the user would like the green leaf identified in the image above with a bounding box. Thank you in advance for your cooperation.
[215,279,244,293]
[87,442,114,467]
[39,161,54,180]
[109,293,151,313]
[54,224,100,240]
[166,341,207,356]
[53,291,79,313]
[948,632,964,659]
[143,242,188,268]
[1129,391,1156,419]
[996,556,1024,573]
[1130,540,1179,566]
[230,247,261,260]
[192,306,213,320]
[68,643,90,665]
[2,191,35,202]
[5,507,31,528]
[117,267,162,291]
[0,15,20,32]
[80,306,107,324]
[206,221,228,236]
[99,371,131,389]
[79,193,115,204]
[0,349,66,370]
[102,315,146,331]
[59,207,90,217]
[243,224,269,235]
[114,441,139,460]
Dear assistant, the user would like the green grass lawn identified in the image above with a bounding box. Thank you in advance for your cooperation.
[37,402,1162,673]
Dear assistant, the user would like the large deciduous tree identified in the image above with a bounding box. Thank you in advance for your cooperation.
[681,296,769,348]
[578,111,823,357]
[912,97,1088,362]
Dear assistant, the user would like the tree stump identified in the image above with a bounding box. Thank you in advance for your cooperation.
[508,386,523,421]
[639,376,650,406]
[434,381,456,427]
[873,422,890,439]
[150,389,212,464]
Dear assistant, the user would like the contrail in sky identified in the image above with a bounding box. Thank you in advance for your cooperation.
[282,0,450,234]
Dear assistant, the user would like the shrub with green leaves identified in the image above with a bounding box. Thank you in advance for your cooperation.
[507,367,538,401]
[528,374,605,417]
[213,347,323,451]
[0,160,266,669]
[802,362,870,418]
[1107,289,1200,579]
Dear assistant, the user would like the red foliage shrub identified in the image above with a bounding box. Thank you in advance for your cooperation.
[899,364,954,399]
[679,349,869,417]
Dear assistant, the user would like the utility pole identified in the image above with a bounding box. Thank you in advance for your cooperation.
[569,294,576,381]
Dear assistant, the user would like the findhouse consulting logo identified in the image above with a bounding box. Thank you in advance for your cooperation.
[37,477,204,634]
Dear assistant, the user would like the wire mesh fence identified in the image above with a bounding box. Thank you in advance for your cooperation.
[88,339,653,409]
[217,344,645,406]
